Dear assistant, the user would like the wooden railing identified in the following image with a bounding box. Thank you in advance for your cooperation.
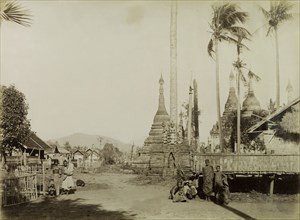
[2,173,38,207]
[194,154,300,174]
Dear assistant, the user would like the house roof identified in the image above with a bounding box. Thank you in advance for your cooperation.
[54,146,70,154]
[23,132,52,153]
[248,97,300,134]
[73,149,84,155]
[86,148,101,155]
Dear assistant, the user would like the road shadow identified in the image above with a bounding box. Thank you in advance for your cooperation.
[219,204,257,220]
[1,197,136,220]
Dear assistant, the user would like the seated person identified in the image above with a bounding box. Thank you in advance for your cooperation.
[169,180,187,202]
[188,180,198,199]
[189,172,199,189]
[48,179,56,197]
[183,180,197,200]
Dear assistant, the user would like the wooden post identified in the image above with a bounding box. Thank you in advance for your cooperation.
[42,161,45,196]
[269,174,275,196]
[34,174,38,199]
[23,151,27,166]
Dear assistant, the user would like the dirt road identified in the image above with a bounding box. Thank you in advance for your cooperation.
[1,172,299,220]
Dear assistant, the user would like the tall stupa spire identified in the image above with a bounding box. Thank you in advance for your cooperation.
[223,71,237,117]
[170,0,178,128]
[144,75,170,146]
[157,74,168,115]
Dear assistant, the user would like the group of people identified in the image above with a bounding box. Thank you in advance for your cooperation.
[169,159,230,205]
[202,159,230,204]
[48,158,76,197]
[169,178,198,202]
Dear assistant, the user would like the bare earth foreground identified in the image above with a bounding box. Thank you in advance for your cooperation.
[1,172,299,220]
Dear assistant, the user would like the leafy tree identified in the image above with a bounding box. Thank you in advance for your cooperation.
[101,143,123,165]
[277,103,300,141]
[181,101,200,139]
[207,2,249,152]
[0,85,31,157]
[64,141,72,152]
[267,98,276,114]
[230,112,266,152]
[261,1,293,108]
[280,104,300,134]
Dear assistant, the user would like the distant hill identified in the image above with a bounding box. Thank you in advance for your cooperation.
[48,133,134,153]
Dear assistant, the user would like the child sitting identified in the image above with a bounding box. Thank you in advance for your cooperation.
[48,179,56,197]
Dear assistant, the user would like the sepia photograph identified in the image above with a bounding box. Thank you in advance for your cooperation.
[0,0,299,219]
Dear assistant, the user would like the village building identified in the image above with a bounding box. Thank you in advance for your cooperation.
[7,132,52,168]
[53,146,71,157]
[47,145,72,165]
[247,96,300,154]
[85,148,102,168]
[72,149,85,167]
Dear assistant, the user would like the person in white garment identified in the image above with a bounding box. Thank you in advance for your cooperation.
[61,159,76,194]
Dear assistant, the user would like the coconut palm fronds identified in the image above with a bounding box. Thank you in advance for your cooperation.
[208,2,249,57]
[207,38,215,58]
[0,0,31,26]
[260,1,293,36]
[240,72,247,87]
[248,70,261,82]
[232,59,246,70]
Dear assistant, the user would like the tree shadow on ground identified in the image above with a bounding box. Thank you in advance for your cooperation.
[218,204,257,220]
[1,197,136,220]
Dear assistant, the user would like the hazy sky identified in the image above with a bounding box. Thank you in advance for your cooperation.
[1,0,299,145]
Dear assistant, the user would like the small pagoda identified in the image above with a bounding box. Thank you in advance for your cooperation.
[133,75,193,176]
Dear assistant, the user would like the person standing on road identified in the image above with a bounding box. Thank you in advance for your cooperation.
[202,159,214,201]
[52,160,62,196]
[214,165,230,204]
[61,159,75,194]
[214,165,223,196]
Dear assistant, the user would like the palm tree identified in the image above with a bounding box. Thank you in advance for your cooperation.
[0,0,31,26]
[232,30,261,154]
[207,2,248,152]
[261,1,293,109]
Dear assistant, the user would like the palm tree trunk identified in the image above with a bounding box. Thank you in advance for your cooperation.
[170,0,178,127]
[187,86,193,146]
[0,21,2,86]
[215,40,223,152]
[275,27,280,109]
[237,68,241,154]
[193,79,199,140]
[0,21,4,166]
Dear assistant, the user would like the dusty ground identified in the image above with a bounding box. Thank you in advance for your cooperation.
[1,170,299,220]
